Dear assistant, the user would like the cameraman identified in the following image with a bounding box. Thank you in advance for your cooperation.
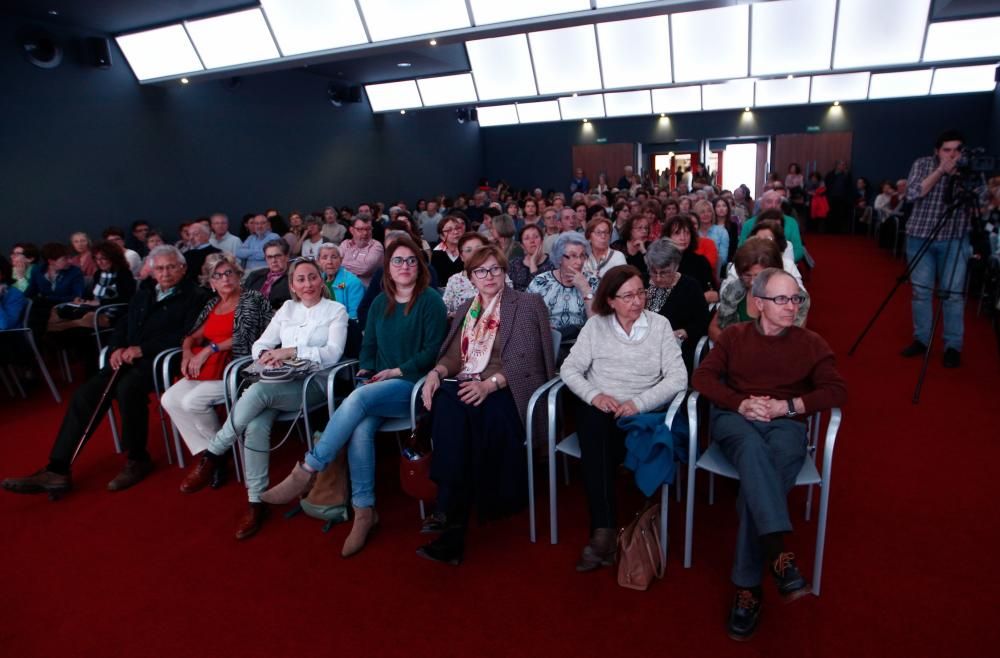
[900,130,969,368]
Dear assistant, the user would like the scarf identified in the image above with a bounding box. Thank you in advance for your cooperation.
[260,270,283,298]
[459,289,502,377]
[91,270,118,302]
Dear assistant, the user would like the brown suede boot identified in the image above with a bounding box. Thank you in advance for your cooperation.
[341,506,379,558]
[575,528,617,572]
[260,462,316,505]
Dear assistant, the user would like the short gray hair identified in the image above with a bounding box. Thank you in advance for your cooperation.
[263,238,290,255]
[493,214,515,239]
[188,222,210,239]
[148,244,185,265]
[645,238,682,271]
[317,243,341,257]
[551,231,591,263]
[750,267,795,298]
[385,230,409,245]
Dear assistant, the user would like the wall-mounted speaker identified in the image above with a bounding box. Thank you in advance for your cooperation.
[328,83,362,107]
[19,28,62,69]
[85,37,112,69]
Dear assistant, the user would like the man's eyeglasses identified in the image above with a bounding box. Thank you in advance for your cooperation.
[614,289,648,303]
[758,294,806,306]
[153,263,183,273]
[211,270,238,280]
[390,256,419,268]
[265,253,288,260]
[471,265,504,279]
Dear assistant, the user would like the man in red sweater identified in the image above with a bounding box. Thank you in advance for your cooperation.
[692,268,847,641]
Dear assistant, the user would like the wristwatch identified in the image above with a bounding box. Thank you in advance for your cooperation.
[490,375,500,391]
[785,399,798,417]
[209,342,220,353]
[584,292,594,301]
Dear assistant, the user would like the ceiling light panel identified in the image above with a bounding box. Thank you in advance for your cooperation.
[476,104,520,126]
[357,0,470,42]
[751,0,835,76]
[603,89,652,117]
[597,16,672,89]
[755,77,811,106]
[559,94,606,120]
[701,78,754,110]
[923,17,1000,62]
[516,100,561,123]
[672,5,748,83]
[595,0,650,6]
[186,9,280,69]
[528,25,602,95]
[417,73,479,106]
[260,0,368,56]
[365,80,423,112]
[810,71,870,103]
[833,0,931,69]
[115,25,204,81]
[467,34,538,101]
[469,0,590,26]
[930,64,998,95]
[651,85,702,113]
[868,69,933,99]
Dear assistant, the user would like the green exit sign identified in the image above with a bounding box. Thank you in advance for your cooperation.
[806,125,821,133]
[596,137,607,143]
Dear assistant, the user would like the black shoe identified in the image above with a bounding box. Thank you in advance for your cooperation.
[420,511,447,535]
[727,588,762,641]
[107,458,154,492]
[900,340,927,358]
[416,529,464,566]
[2,468,72,498]
[943,348,961,368]
[210,460,229,489]
[771,552,811,601]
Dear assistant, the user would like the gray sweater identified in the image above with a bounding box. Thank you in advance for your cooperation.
[561,311,688,413]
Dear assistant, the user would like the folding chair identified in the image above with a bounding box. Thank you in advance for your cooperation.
[0,298,61,403]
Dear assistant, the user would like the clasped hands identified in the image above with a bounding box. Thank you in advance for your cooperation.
[592,393,639,419]
[422,371,494,410]
[738,395,789,422]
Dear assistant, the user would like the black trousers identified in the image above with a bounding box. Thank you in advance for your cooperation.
[48,363,153,473]
[573,397,628,533]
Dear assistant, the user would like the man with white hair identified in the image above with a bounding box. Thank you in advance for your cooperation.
[209,213,242,254]
[738,190,805,262]
[183,222,221,284]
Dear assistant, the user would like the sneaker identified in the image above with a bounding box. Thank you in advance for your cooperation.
[771,552,811,601]
[942,348,961,369]
[900,340,927,358]
[107,459,154,492]
[727,588,762,641]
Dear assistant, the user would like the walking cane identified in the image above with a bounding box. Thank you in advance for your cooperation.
[70,365,124,465]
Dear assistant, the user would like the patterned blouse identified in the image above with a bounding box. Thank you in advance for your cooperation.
[188,289,273,357]
[526,270,600,332]
[441,271,513,314]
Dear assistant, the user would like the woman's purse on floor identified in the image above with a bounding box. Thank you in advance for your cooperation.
[399,414,437,501]
[617,503,665,591]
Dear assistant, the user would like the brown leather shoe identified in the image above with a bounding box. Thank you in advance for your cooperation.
[575,528,617,572]
[235,503,268,540]
[107,459,154,492]
[2,469,72,497]
[180,453,217,494]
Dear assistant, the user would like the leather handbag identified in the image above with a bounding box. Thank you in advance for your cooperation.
[399,414,437,501]
[617,503,665,591]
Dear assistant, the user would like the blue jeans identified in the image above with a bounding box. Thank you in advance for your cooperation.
[305,378,413,508]
[907,236,970,351]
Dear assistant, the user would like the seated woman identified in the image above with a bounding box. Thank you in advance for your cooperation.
[508,224,554,291]
[644,239,710,372]
[162,254,273,479]
[69,232,97,281]
[490,214,520,261]
[708,237,810,342]
[584,216,626,279]
[0,257,28,330]
[747,212,801,284]
[10,243,40,292]
[610,215,651,282]
[663,214,718,303]
[416,244,555,565]
[26,243,85,332]
[526,231,599,343]
[431,215,466,282]
[318,242,365,357]
[48,241,137,332]
[261,236,447,556]
[441,232,512,316]
[179,258,348,540]
[243,238,291,310]
[694,199,729,279]
[560,265,687,571]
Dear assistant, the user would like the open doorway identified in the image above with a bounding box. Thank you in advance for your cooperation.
[721,143,758,194]
[648,149,699,191]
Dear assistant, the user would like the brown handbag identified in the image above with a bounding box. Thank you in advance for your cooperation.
[617,503,665,591]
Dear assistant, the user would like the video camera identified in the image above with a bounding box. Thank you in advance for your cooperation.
[958,147,996,176]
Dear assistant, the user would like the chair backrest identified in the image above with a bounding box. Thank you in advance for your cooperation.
[19,297,33,330]
[551,329,562,358]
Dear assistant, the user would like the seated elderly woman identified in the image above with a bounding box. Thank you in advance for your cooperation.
[69,232,97,280]
[708,238,810,342]
[508,224,555,291]
[431,214,467,282]
[584,216,626,279]
[490,214,520,261]
[441,232,512,316]
[610,215,652,282]
[161,254,273,483]
[663,214,719,303]
[179,258,348,540]
[526,232,599,343]
[48,240,137,332]
[644,239,711,371]
[243,238,291,310]
[560,265,687,571]
[318,242,365,358]
[260,237,447,557]
[416,243,555,565]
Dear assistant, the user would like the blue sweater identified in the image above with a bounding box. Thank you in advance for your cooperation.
[0,285,27,329]
[26,263,85,304]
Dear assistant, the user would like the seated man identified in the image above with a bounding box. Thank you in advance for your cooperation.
[2,246,208,497]
[183,222,221,284]
[691,268,847,641]
[236,214,280,271]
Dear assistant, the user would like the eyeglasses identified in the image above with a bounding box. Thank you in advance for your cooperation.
[153,263,182,272]
[390,256,419,268]
[211,270,238,280]
[471,265,504,279]
[614,289,648,303]
[649,268,677,279]
[352,226,372,233]
[562,252,586,261]
[265,253,288,260]
[591,230,610,237]
[758,294,806,306]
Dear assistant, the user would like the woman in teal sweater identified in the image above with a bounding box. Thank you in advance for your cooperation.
[263,236,447,557]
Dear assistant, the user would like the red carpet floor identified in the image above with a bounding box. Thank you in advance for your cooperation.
[2,234,998,658]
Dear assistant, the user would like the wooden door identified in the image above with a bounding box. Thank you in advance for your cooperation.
[773,133,853,182]
[573,143,635,188]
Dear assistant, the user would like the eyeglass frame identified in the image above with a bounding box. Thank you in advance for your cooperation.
[757,294,806,306]
[471,265,504,280]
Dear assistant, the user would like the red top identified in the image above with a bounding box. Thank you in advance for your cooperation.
[192,308,234,381]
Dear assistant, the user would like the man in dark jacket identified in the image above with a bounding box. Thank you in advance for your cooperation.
[824,160,853,234]
[2,245,208,497]
[183,222,221,285]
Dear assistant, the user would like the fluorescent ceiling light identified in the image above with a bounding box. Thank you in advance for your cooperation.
[528,25,602,95]
[810,72,870,103]
[260,0,368,56]
[357,0,470,42]
[559,93,606,120]
[469,0,589,26]
[701,78,755,110]
[672,5,748,83]
[467,34,538,101]
[115,25,204,81]
[516,100,561,123]
[365,80,423,112]
[651,85,702,114]
[476,104,520,127]
[751,0,835,76]
[868,69,933,99]
[185,9,279,69]
[833,0,930,69]
[597,16,671,89]
[754,77,810,107]
[595,0,650,6]
[924,17,1000,62]
[417,73,479,106]
[930,65,998,95]
[603,89,652,117]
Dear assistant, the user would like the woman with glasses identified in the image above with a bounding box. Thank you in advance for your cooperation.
[244,238,291,310]
[610,215,652,283]
[47,241,137,333]
[644,239,710,372]
[526,232,599,343]
[179,258,347,540]
[664,213,719,303]
[262,237,447,557]
[431,215,467,283]
[162,254,273,482]
[584,216,626,279]
[415,243,555,565]
[508,224,554,291]
[560,265,687,572]
[442,232,512,316]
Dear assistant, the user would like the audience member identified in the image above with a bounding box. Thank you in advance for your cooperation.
[298,215,324,259]
[584,216,626,279]
[10,243,39,292]
[102,227,143,277]
[509,224,554,291]
[340,216,384,287]
[644,239,710,371]
[695,199,729,278]
[526,232,599,341]
[209,213,242,254]
[0,256,28,329]
[431,215,466,282]
[243,238,291,310]
[127,220,151,258]
[182,223,221,284]
[69,232,97,279]
[610,215,652,283]
[47,241,136,332]
[236,214,280,271]
[663,214,718,303]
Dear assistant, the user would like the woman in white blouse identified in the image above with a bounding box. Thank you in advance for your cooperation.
[179,258,348,540]
[584,216,626,279]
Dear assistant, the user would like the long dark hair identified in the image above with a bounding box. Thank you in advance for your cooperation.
[91,241,129,273]
[382,236,430,317]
